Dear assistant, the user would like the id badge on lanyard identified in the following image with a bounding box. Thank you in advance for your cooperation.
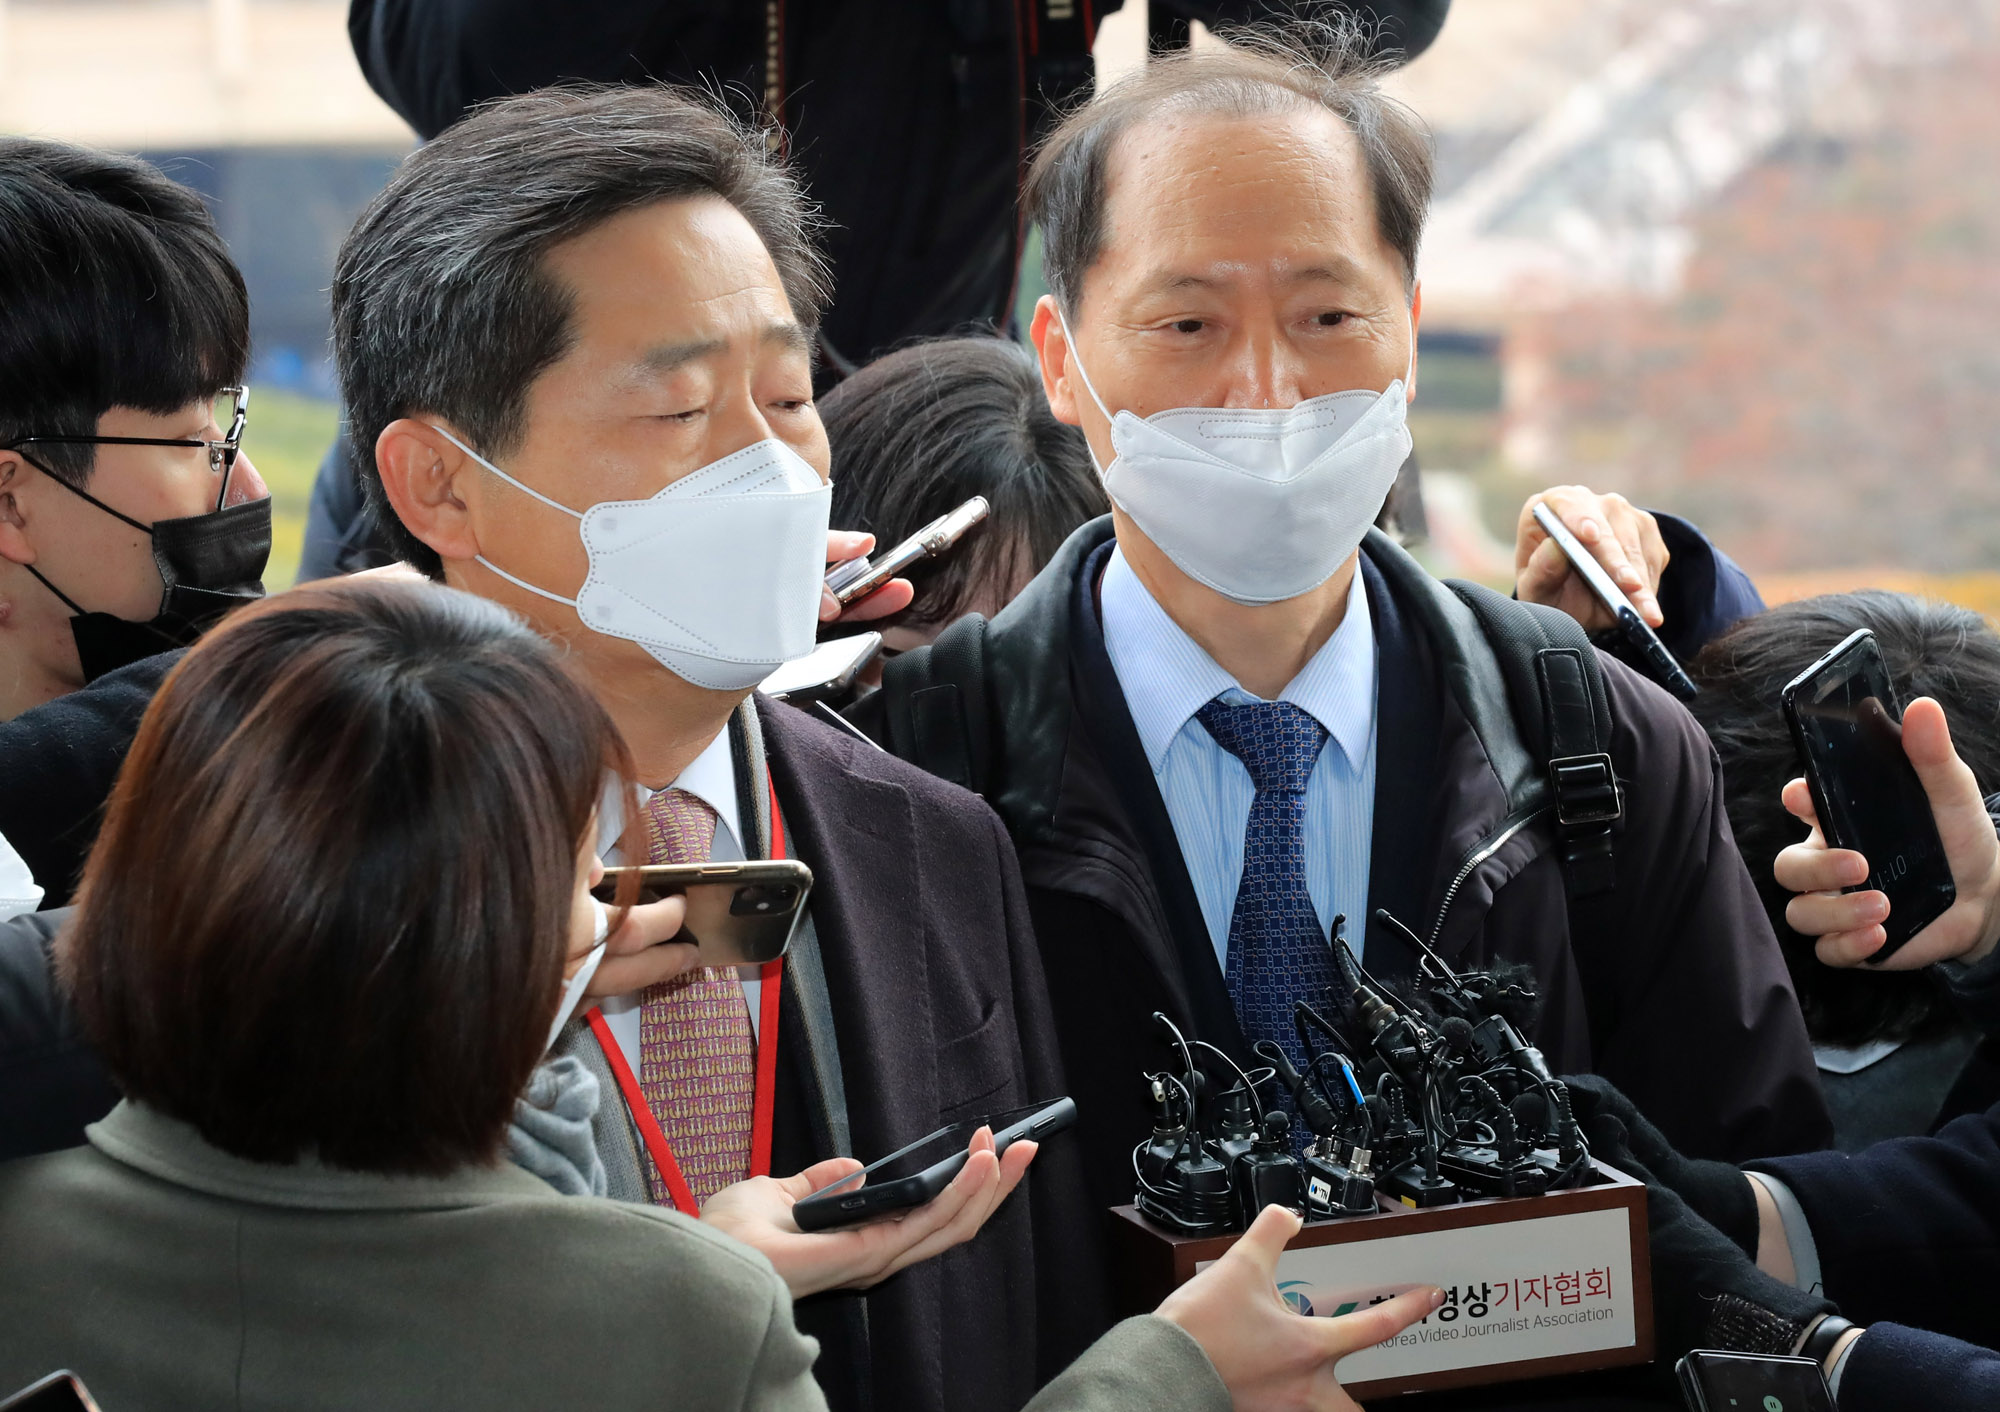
[586,774,787,1215]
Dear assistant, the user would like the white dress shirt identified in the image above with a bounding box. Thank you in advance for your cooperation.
[592,727,761,1078]
[1099,545,1379,968]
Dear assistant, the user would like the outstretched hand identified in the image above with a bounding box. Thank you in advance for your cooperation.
[1157,1204,1441,1411]
[1774,697,2000,969]
[700,1127,1036,1298]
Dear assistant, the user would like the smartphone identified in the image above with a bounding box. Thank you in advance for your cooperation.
[761,632,882,702]
[1675,1350,1835,1412]
[591,860,813,966]
[0,1373,101,1412]
[1782,628,1955,962]
[792,1096,1076,1232]
[1531,502,1697,701]
[823,497,990,607]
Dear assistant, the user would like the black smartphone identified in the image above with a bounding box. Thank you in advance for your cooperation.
[1531,502,1697,701]
[0,1373,102,1412]
[1782,628,1955,963]
[1676,1350,1834,1412]
[591,860,813,966]
[792,1096,1076,1232]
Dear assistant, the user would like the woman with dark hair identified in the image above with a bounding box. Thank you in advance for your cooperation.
[0,577,1439,1411]
[1689,590,2000,1147]
[822,336,1108,655]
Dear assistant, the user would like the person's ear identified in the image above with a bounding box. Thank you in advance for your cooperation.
[375,419,481,566]
[1406,281,1423,404]
[1030,295,1082,428]
[0,453,37,567]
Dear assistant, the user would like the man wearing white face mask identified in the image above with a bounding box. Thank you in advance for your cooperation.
[858,23,1830,1231]
[330,86,1105,1412]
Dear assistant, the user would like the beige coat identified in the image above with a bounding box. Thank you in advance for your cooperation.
[0,1103,1224,1412]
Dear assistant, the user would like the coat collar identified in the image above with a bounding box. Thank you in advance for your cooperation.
[86,1100,553,1211]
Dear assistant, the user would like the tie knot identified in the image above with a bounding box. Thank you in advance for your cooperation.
[641,787,720,865]
[1196,699,1328,795]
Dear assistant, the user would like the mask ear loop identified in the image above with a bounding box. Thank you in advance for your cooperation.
[428,424,589,608]
[1056,306,1120,438]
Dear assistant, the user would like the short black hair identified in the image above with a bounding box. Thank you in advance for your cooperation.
[0,138,248,485]
[821,338,1108,630]
[1690,590,2000,1047]
[63,578,633,1174]
[1024,19,1434,316]
[333,84,829,578]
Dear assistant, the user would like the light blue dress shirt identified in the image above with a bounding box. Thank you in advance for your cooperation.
[1100,546,1378,969]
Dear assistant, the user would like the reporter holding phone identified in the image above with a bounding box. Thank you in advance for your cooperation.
[0,577,1443,1412]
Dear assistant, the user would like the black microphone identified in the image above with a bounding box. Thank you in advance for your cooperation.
[1254,1040,1339,1138]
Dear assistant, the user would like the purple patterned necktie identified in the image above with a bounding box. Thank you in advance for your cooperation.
[1196,698,1336,1107]
[634,787,755,1207]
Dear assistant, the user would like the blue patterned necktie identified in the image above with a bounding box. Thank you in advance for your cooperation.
[1197,698,1337,1111]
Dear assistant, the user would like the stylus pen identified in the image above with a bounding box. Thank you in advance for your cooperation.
[1532,503,1698,702]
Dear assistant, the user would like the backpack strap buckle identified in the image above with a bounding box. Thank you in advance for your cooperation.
[1550,752,1621,828]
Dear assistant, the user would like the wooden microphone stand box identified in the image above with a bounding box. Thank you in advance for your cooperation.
[1107,1161,1654,1400]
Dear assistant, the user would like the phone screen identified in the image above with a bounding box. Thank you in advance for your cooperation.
[1787,631,1955,957]
[0,1374,100,1412]
[1681,1352,1834,1412]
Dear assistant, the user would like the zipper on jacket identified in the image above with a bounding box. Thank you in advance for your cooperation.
[1427,804,1549,949]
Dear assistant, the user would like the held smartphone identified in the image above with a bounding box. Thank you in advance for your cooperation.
[1675,1350,1835,1412]
[760,632,882,702]
[792,1096,1077,1232]
[591,860,813,967]
[823,496,990,607]
[1782,629,1955,962]
[1531,503,1698,701]
[0,1373,102,1412]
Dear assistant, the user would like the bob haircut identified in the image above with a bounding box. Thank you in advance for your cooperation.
[61,578,633,1174]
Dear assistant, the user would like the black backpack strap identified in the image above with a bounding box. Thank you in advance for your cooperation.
[1447,583,1622,898]
[869,614,993,795]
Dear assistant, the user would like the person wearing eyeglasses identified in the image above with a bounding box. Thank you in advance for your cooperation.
[0,137,272,914]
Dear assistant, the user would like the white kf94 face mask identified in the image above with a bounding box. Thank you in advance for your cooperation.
[1060,314,1415,606]
[433,428,833,690]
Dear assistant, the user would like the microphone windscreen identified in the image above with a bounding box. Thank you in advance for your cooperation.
[1438,1017,1475,1056]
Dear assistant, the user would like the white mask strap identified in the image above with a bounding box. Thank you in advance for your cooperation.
[429,424,584,520]
[1054,308,1118,427]
[426,423,587,606]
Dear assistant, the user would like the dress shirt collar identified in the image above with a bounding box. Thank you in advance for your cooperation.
[1100,544,1377,774]
[597,724,743,861]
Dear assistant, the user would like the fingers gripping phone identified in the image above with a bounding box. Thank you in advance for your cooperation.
[1782,628,1955,961]
[823,497,990,607]
[792,1097,1077,1232]
[591,861,813,966]
[1531,503,1698,701]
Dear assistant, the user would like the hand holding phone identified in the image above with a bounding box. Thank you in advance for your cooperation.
[1781,630,1955,963]
[791,1097,1075,1231]
[698,1116,1047,1298]
[823,497,990,607]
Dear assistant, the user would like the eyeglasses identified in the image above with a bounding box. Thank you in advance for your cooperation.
[2,387,250,512]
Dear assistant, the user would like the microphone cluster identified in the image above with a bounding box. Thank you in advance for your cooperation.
[1132,910,1591,1235]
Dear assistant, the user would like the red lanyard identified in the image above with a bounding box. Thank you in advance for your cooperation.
[587,775,787,1216]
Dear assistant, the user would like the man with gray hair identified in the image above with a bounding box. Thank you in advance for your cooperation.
[860,25,1830,1225]
[329,83,1102,1412]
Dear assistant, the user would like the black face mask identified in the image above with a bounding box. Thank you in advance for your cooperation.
[25,481,272,683]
